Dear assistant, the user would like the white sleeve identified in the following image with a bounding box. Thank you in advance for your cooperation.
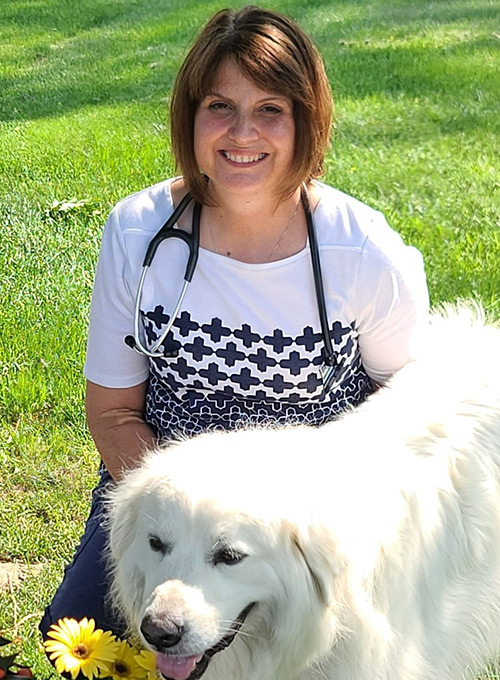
[84,208,150,388]
[355,217,429,385]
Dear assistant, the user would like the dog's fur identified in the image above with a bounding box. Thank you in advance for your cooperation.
[108,305,500,680]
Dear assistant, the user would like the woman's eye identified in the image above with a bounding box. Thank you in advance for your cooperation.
[261,105,282,114]
[209,101,231,112]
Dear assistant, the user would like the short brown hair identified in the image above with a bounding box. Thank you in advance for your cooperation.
[170,5,333,205]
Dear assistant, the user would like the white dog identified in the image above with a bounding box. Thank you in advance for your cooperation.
[108,305,500,680]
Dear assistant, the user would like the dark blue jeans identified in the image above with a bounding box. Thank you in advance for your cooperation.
[39,469,126,640]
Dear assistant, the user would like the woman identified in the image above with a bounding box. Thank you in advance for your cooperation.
[40,5,429,642]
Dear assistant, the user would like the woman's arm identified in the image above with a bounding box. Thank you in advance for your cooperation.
[354,217,429,385]
[85,379,157,480]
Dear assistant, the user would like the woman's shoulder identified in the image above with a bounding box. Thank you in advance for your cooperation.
[313,180,410,254]
[108,177,179,234]
[313,180,381,219]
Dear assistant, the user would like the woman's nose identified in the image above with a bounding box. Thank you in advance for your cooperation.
[228,112,259,143]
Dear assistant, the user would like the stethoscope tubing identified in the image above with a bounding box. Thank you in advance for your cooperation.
[126,184,343,389]
[125,195,199,357]
[300,184,341,390]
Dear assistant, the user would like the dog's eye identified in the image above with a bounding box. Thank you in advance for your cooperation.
[213,547,247,566]
[148,534,169,555]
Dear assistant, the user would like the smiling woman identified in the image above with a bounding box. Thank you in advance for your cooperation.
[39,5,429,677]
[192,60,296,210]
[170,7,332,209]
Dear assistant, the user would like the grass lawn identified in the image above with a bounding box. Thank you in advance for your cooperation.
[1,0,499,676]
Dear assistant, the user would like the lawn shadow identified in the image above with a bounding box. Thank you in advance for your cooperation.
[0,0,498,136]
[0,0,216,121]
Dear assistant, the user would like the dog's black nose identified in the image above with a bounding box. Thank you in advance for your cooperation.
[141,614,184,650]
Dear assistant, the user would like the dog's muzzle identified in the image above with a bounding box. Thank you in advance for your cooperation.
[145,602,256,680]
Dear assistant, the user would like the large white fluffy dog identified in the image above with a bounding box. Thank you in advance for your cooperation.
[108,306,500,680]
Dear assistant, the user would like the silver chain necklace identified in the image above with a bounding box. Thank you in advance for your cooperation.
[207,198,301,261]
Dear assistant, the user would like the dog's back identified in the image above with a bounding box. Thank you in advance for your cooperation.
[109,305,500,680]
[314,305,500,680]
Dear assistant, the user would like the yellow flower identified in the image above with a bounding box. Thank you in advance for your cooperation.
[43,617,119,680]
[100,639,149,680]
[135,648,159,680]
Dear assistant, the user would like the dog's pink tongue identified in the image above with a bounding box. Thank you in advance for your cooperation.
[156,652,203,680]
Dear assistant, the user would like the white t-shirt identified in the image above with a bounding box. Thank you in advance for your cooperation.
[85,178,429,438]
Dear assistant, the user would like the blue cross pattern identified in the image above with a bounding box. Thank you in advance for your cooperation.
[146,305,170,329]
[143,307,362,402]
[174,311,199,337]
[215,341,245,367]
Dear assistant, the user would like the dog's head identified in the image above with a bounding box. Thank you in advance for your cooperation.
[107,428,347,680]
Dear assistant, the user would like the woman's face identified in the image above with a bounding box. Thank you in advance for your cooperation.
[194,59,295,203]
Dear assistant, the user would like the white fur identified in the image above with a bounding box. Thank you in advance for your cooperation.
[108,304,500,680]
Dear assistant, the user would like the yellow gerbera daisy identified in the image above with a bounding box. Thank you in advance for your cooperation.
[135,648,159,680]
[43,617,119,680]
[101,639,149,680]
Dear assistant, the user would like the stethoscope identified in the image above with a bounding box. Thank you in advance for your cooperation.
[124,184,343,394]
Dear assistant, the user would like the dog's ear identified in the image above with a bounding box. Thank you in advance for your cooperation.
[107,473,145,560]
[106,471,149,623]
[288,521,345,607]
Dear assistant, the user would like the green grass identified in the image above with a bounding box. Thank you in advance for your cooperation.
[1,0,499,676]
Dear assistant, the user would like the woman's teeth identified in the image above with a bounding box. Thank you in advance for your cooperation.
[223,151,266,163]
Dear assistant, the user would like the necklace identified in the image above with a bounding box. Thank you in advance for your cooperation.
[206,198,301,262]
[266,199,301,261]
[207,217,224,256]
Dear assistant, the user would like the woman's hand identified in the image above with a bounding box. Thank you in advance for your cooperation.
[85,380,157,480]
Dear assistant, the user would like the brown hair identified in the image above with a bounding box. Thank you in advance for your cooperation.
[170,5,333,205]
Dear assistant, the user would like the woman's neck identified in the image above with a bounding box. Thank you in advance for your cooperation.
[201,186,305,263]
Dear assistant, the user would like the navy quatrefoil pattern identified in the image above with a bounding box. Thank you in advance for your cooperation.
[143,307,374,439]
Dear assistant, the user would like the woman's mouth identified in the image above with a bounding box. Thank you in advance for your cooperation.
[220,151,267,165]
